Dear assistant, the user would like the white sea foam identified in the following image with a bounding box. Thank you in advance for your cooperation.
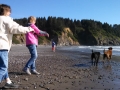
[57,46,120,56]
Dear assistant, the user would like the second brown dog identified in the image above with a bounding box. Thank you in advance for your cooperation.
[103,47,113,62]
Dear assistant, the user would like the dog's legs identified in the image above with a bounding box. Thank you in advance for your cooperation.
[93,60,96,66]
[96,57,99,66]
[93,61,95,66]
[94,58,96,66]
[91,56,94,66]
[91,59,93,66]
[95,55,99,66]
[103,54,106,64]
[106,55,110,65]
[108,59,111,65]
[109,55,112,63]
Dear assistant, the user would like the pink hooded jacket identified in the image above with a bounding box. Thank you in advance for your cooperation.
[26,23,48,46]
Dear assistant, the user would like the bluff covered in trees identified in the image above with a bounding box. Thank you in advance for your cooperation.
[13,16,120,46]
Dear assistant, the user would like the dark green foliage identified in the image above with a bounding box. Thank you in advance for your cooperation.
[38,37,44,44]
[13,16,120,45]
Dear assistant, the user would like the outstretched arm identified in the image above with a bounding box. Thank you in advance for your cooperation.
[30,24,49,37]
[6,16,33,34]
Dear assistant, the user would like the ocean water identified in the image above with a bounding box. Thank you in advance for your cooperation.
[57,46,120,56]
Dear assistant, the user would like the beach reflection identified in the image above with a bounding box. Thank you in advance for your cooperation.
[103,64,112,71]
[103,65,112,71]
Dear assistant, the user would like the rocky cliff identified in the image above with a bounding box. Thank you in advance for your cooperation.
[12,28,79,45]
[57,28,79,46]
[12,27,120,46]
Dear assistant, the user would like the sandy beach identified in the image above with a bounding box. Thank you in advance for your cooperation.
[0,45,120,90]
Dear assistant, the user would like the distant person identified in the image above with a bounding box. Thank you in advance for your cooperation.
[0,4,34,89]
[52,41,56,52]
[22,16,49,75]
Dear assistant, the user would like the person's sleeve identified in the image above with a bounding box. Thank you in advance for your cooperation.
[6,17,33,34]
[31,24,48,36]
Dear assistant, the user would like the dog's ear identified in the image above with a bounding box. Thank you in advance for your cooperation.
[108,47,112,50]
[110,47,112,50]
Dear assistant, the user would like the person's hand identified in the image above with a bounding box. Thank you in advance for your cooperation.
[32,31,35,33]
[31,29,35,33]
[46,33,49,37]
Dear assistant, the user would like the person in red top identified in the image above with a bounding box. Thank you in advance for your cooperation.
[52,41,56,52]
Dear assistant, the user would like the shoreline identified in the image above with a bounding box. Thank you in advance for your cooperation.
[0,45,120,90]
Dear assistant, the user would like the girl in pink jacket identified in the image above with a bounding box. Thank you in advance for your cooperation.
[23,16,49,75]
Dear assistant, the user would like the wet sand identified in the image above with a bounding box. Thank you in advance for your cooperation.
[0,45,120,90]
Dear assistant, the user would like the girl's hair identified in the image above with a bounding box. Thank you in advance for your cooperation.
[28,16,36,23]
[0,4,11,15]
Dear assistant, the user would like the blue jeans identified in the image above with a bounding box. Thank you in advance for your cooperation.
[0,50,9,82]
[25,45,38,70]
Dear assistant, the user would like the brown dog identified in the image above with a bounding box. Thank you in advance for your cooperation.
[103,47,113,62]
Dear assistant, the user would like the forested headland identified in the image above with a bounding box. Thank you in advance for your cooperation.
[13,16,120,46]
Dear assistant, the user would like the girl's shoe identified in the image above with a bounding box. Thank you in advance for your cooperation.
[31,70,40,75]
[22,68,31,75]
[3,82,19,89]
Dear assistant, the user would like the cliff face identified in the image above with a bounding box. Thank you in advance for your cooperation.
[12,28,79,46]
[12,27,120,46]
[57,28,79,46]
[96,37,120,46]
[12,34,26,44]
[13,17,120,46]
[12,34,49,45]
